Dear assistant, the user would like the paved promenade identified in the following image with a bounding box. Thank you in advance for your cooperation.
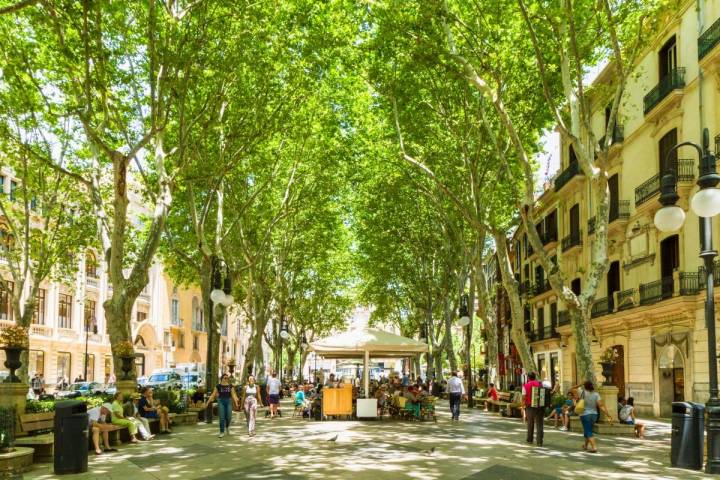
[23,402,714,480]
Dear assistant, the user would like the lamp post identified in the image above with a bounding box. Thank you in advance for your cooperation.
[84,316,97,382]
[653,129,720,473]
[300,333,308,382]
[419,325,427,380]
[206,257,235,424]
[279,319,289,383]
[457,294,474,407]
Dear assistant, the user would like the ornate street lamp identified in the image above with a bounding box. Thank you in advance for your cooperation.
[653,129,720,473]
[206,257,233,423]
[84,316,97,382]
[458,294,471,327]
[279,319,289,382]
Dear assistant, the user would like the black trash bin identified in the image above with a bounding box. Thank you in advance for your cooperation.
[54,400,89,475]
[671,401,704,470]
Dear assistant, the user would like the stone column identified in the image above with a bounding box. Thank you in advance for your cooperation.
[0,383,28,414]
[116,380,136,398]
[598,385,619,422]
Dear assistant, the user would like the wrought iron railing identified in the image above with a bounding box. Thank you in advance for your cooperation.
[680,272,701,296]
[541,230,558,245]
[561,229,583,252]
[700,17,720,59]
[635,159,695,206]
[591,296,613,318]
[639,276,674,305]
[531,280,551,297]
[609,200,631,222]
[588,217,596,235]
[617,288,636,311]
[598,124,624,149]
[699,260,720,288]
[554,161,582,191]
[519,280,531,296]
[643,68,686,114]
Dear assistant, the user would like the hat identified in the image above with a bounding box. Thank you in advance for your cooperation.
[131,393,142,400]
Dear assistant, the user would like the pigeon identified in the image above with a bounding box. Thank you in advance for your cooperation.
[327,434,339,442]
[423,446,436,455]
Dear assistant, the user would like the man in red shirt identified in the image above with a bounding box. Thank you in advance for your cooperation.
[523,372,544,446]
[484,383,498,412]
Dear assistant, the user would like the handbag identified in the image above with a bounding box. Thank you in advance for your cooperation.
[575,391,586,415]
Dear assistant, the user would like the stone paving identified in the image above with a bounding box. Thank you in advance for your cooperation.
[20,401,716,480]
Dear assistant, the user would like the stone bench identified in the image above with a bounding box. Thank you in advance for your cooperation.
[15,412,55,463]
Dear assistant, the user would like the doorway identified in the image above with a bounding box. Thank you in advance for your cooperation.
[607,261,620,311]
[658,345,685,417]
[609,174,619,221]
[611,345,625,398]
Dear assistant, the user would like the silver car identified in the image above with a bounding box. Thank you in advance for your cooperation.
[145,372,182,390]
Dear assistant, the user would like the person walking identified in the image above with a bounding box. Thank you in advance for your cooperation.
[523,372,544,446]
[573,380,613,453]
[205,373,240,438]
[266,371,282,418]
[447,371,465,421]
[241,375,264,437]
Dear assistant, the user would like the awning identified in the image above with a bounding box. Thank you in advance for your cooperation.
[309,327,428,359]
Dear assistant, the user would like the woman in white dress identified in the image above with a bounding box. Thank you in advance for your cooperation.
[240,375,264,436]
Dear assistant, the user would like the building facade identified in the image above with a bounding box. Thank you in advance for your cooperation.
[511,0,720,416]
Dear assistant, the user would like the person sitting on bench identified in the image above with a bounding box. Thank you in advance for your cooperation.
[88,404,117,455]
[484,383,498,412]
[111,393,154,441]
[139,387,172,434]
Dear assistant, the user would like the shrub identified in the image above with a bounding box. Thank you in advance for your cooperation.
[25,399,56,413]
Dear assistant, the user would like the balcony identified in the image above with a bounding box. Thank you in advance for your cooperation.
[86,276,99,288]
[699,260,720,288]
[561,230,583,252]
[680,272,701,296]
[541,230,558,246]
[609,200,631,223]
[617,288,636,310]
[554,161,582,192]
[699,16,720,59]
[591,296,613,318]
[531,280,551,297]
[643,68,685,115]
[635,159,695,206]
[639,276,674,305]
[518,280,531,296]
[30,324,52,336]
[598,125,624,150]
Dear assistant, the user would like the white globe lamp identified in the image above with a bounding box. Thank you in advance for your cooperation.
[458,315,471,327]
[220,294,234,307]
[691,187,720,218]
[210,289,225,304]
[654,205,686,233]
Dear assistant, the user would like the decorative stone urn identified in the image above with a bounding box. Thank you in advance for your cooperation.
[2,347,24,383]
[600,361,616,386]
[120,356,135,380]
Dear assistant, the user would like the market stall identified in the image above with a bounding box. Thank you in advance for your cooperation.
[309,327,429,419]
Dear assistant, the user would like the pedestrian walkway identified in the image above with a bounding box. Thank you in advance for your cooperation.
[24,400,713,479]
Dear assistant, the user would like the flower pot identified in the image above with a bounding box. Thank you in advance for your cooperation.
[600,361,615,386]
[2,347,25,383]
[120,356,135,380]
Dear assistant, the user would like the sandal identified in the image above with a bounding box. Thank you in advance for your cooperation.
[106,448,118,452]
[588,449,598,454]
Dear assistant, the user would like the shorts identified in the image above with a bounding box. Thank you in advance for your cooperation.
[268,394,280,405]
[624,419,635,425]
[143,411,159,419]
[555,406,562,415]
[580,413,598,438]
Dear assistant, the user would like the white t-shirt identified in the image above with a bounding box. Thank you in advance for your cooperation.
[619,404,633,422]
[267,377,281,395]
[447,376,465,394]
[87,406,105,425]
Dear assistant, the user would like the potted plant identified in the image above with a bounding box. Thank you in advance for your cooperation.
[598,347,619,385]
[115,340,135,380]
[0,325,29,383]
[227,358,236,375]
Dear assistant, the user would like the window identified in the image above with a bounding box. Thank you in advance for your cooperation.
[84,299,96,330]
[29,350,44,376]
[178,332,185,349]
[569,204,580,238]
[136,311,147,323]
[85,353,95,381]
[545,210,558,242]
[193,334,199,351]
[192,297,204,331]
[569,145,577,166]
[659,128,678,174]
[171,288,179,326]
[0,281,13,321]
[536,306,544,332]
[659,35,677,79]
[58,294,73,329]
[9,180,17,202]
[32,289,46,325]
[104,356,113,382]
[85,252,98,278]
[135,353,145,377]
[0,227,12,258]
[164,331,171,347]
[571,278,582,295]
[57,352,71,383]
[550,303,558,329]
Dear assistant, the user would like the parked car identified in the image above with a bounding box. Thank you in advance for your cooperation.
[137,376,148,389]
[55,382,103,398]
[180,374,200,389]
[145,371,182,390]
[103,382,117,396]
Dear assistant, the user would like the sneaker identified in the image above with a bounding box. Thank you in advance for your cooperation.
[218,432,225,438]
[559,426,568,432]
[226,428,231,436]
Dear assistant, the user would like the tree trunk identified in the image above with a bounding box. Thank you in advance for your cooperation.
[443,300,458,372]
[572,307,596,384]
[106,294,134,379]
[492,230,537,374]
[475,256,498,385]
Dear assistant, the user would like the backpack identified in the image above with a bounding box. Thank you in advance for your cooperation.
[530,384,551,408]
